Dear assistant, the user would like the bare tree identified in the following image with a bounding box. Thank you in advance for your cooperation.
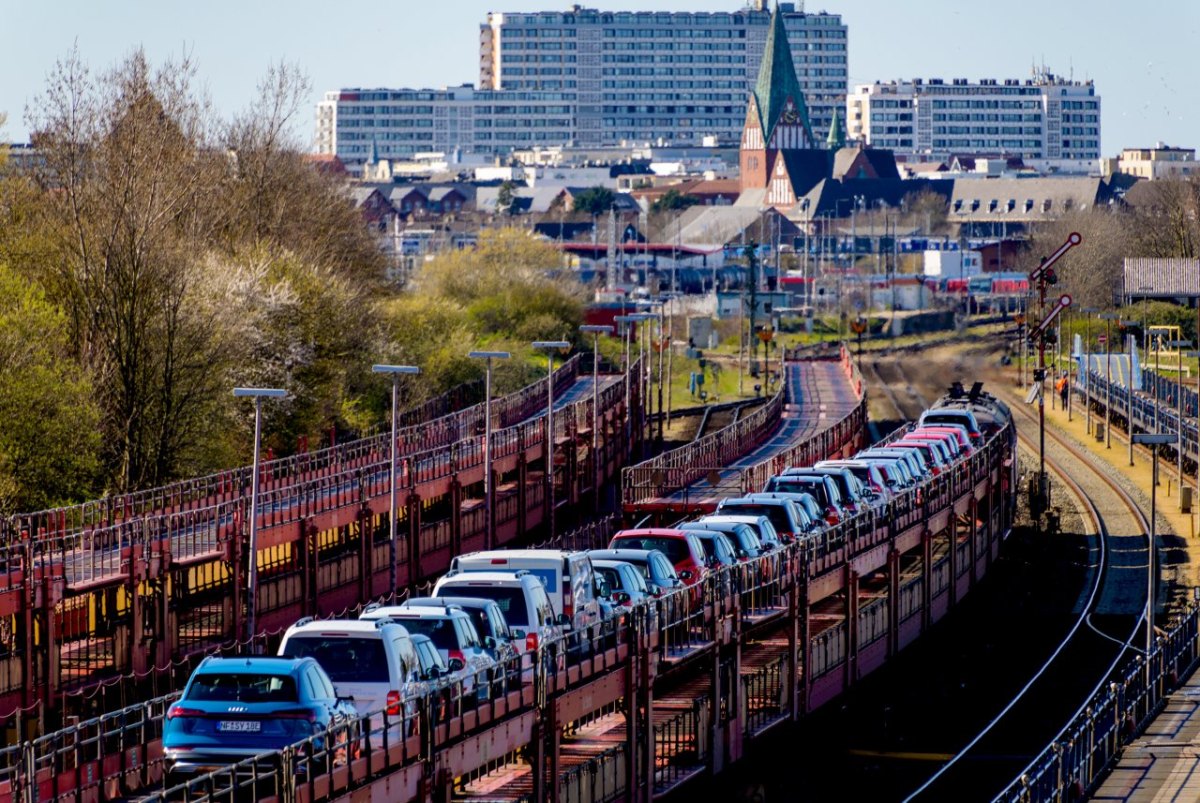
[1129,177,1200,259]
[28,47,238,490]
[1016,209,1132,310]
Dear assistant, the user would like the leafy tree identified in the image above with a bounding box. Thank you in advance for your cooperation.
[379,229,584,395]
[0,262,100,512]
[21,48,385,492]
[651,189,700,214]
[496,180,516,216]
[571,186,616,217]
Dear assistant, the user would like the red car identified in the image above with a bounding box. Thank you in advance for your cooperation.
[608,529,708,601]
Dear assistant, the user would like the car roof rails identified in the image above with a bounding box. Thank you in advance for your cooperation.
[969,381,984,401]
[362,602,380,613]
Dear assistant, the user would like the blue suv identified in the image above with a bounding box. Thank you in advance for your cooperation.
[163,656,357,783]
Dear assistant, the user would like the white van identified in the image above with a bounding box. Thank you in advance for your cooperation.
[432,571,561,654]
[277,617,432,728]
[450,550,603,634]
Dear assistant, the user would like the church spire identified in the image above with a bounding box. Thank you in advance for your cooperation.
[752,5,815,149]
[826,107,845,150]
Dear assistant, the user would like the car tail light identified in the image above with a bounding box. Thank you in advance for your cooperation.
[562,591,574,622]
[490,558,508,564]
[386,690,401,716]
[525,632,539,651]
[826,510,839,525]
[166,705,204,720]
[275,708,319,722]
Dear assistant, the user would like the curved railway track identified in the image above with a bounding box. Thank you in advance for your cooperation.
[893,364,1151,801]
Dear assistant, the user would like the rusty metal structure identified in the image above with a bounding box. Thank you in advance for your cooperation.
[0,347,1028,803]
[0,353,635,732]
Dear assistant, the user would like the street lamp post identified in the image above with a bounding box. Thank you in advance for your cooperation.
[233,386,287,647]
[1133,432,1176,680]
[614,315,638,458]
[1099,313,1120,450]
[654,302,666,444]
[468,351,511,549]
[1082,307,1099,435]
[372,364,420,597]
[630,312,656,457]
[1124,320,1139,467]
[1186,349,1200,513]
[532,341,571,540]
[1169,341,1195,501]
[580,325,614,505]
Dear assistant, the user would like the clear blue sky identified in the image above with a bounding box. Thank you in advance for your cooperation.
[3,0,1197,155]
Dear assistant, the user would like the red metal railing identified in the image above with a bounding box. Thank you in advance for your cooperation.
[621,347,865,510]
[7,412,1016,803]
[3,356,582,544]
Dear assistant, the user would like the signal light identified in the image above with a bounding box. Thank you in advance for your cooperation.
[1044,268,1058,285]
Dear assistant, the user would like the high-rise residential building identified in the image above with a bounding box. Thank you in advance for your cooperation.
[480,2,847,147]
[846,74,1101,162]
[315,86,577,164]
[316,2,849,167]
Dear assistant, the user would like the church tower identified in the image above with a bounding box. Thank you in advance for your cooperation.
[739,6,816,195]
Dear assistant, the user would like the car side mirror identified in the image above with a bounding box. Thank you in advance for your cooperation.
[425,667,442,680]
[483,636,497,650]
[678,570,692,581]
[614,591,630,604]
[337,695,354,705]
[556,613,571,626]
[447,658,465,672]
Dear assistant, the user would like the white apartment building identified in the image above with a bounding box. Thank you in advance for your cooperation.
[847,73,1100,162]
[479,2,847,147]
[316,86,576,165]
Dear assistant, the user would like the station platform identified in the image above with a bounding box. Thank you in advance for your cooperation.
[1092,672,1200,801]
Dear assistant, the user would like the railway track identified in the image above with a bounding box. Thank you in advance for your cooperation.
[900,368,1150,801]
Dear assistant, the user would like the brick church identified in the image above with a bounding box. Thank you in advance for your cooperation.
[739,7,900,210]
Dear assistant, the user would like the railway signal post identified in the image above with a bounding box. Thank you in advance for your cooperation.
[1028,232,1081,522]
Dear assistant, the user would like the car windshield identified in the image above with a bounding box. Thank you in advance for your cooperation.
[390,617,459,651]
[615,537,689,565]
[280,636,389,683]
[773,478,830,508]
[187,673,298,703]
[720,504,792,534]
[439,586,528,627]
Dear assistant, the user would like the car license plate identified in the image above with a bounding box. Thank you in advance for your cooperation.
[217,720,261,733]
